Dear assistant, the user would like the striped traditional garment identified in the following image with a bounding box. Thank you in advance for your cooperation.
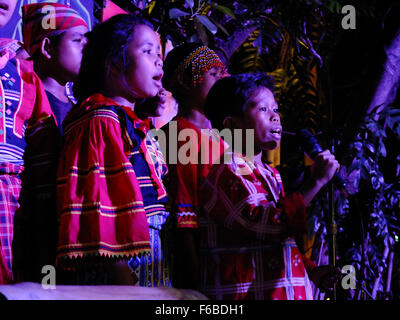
[199,152,316,300]
[162,116,227,287]
[167,116,227,229]
[119,106,170,287]
[56,94,170,286]
[0,39,56,284]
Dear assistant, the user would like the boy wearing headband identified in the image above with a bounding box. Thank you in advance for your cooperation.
[12,3,89,282]
[22,3,89,133]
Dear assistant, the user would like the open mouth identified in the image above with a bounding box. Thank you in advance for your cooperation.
[271,127,282,135]
[153,73,163,88]
[153,73,163,81]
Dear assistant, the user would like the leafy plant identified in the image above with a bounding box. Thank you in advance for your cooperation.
[138,0,238,46]
[308,106,400,299]
[339,106,400,299]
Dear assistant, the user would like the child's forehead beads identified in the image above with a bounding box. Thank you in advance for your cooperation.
[178,46,225,84]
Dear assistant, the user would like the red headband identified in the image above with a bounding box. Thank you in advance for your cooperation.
[22,3,88,56]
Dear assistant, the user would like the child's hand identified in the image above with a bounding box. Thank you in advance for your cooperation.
[299,150,341,205]
[309,265,342,291]
[310,150,340,188]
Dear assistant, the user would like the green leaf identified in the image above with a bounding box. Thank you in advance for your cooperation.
[209,16,229,36]
[365,142,375,154]
[194,18,209,45]
[213,5,236,19]
[379,143,387,157]
[185,0,194,9]
[196,15,218,35]
[147,0,156,14]
[169,8,189,19]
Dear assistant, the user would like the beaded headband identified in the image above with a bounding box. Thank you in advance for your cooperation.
[177,46,225,84]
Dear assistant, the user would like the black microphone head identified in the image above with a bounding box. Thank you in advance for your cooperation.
[297,129,323,159]
[297,129,348,194]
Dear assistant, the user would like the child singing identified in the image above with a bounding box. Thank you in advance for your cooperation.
[162,43,228,288]
[56,14,170,286]
[200,73,341,299]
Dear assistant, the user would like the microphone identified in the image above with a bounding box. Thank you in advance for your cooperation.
[296,129,348,193]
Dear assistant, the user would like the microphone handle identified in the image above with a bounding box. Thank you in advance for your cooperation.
[299,130,347,192]
[304,149,347,191]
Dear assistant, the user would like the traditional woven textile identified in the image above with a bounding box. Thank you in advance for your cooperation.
[128,212,170,287]
[111,103,170,287]
[199,152,316,300]
[166,116,227,229]
[22,3,88,56]
[0,39,23,69]
[0,42,56,283]
[56,94,169,264]
[0,48,54,162]
[0,163,23,283]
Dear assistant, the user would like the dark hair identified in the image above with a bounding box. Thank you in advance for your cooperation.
[73,13,154,102]
[204,73,275,131]
[162,42,205,105]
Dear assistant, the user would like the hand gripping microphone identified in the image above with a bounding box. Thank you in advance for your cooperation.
[297,129,348,193]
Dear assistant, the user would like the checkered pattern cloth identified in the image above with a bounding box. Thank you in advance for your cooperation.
[0,163,23,284]
[198,152,315,300]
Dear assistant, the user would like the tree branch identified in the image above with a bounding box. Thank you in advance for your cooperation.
[213,25,258,64]
[367,27,400,113]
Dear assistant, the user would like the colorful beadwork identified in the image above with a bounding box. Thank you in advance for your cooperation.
[178,46,225,84]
